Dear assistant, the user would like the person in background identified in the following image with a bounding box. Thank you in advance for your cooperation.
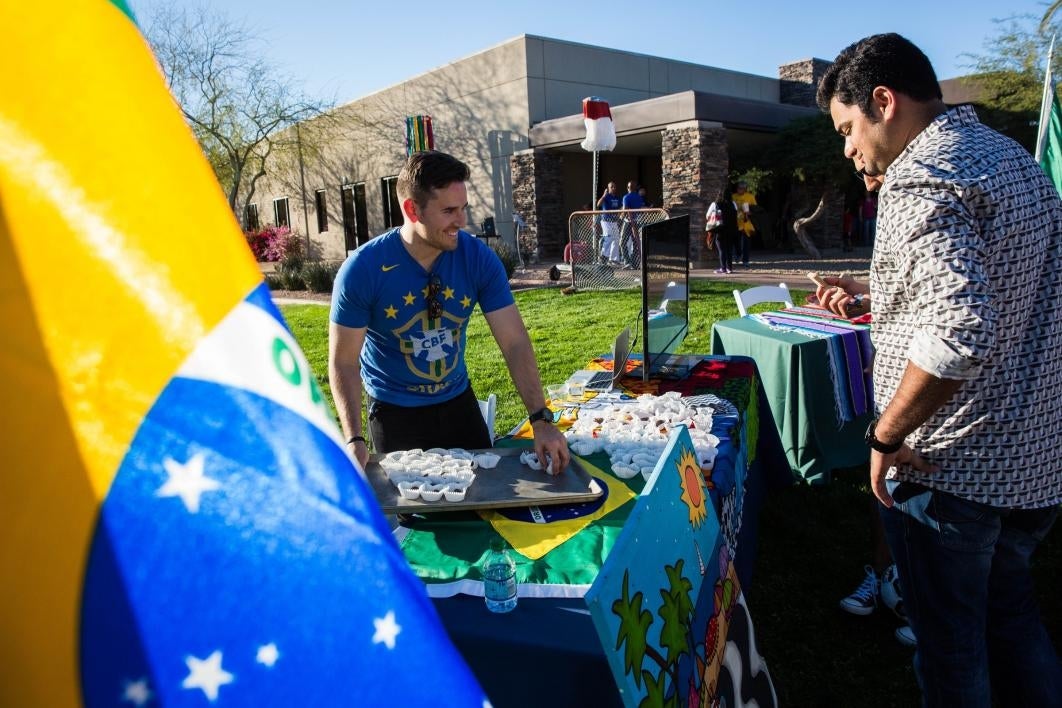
[706,190,737,274]
[596,181,622,265]
[620,180,644,269]
[638,185,652,208]
[833,165,916,649]
[732,181,757,266]
[816,33,1062,705]
[329,150,569,474]
[842,206,856,252]
[860,190,878,245]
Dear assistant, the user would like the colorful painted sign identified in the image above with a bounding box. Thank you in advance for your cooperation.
[586,426,777,707]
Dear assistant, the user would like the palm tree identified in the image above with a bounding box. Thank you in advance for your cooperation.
[1042,1,1062,33]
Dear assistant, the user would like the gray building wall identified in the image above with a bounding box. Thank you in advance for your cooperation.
[252,35,804,262]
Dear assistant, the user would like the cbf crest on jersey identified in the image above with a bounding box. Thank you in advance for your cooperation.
[396,311,464,381]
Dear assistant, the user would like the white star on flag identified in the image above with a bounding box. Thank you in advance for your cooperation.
[182,650,234,701]
[256,642,280,667]
[122,678,152,706]
[157,453,220,513]
[372,610,401,650]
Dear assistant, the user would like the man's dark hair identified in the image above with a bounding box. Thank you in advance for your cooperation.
[816,33,942,116]
[397,151,470,207]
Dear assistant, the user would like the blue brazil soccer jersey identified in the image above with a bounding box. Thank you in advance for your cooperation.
[331,229,514,407]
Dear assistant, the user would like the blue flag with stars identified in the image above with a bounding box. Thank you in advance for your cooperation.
[0,2,488,705]
[77,286,489,706]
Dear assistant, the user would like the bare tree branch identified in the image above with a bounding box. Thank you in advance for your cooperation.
[142,4,333,221]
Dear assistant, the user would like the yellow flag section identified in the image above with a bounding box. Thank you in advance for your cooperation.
[481,459,636,559]
[0,3,260,705]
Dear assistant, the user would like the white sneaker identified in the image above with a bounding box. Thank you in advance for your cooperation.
[895,624,917,647]
[839,565,879,616]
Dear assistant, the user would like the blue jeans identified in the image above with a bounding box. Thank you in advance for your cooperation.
[881,480,1062,707]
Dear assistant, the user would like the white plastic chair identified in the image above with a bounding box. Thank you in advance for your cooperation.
[733,283,793,316]
[478,393,497,446]
[657,281,688,312]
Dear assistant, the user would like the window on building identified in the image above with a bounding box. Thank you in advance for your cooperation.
[244,203,259,231]
[381,176,402,229]
[273,197,290,228]
[314,189,328,232]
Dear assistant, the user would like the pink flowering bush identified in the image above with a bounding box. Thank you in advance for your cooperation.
[244,226,302,262]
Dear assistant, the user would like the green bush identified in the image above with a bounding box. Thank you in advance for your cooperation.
[490,241,519,280]
[302,261,340,293]
[263,273,284,290]
[276,255,306,290]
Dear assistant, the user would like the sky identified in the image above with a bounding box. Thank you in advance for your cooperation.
[128,0,1047,106]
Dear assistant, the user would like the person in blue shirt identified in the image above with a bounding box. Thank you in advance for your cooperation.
[620,181,645,268]
[595,181,623,264]
[329,151,568,471]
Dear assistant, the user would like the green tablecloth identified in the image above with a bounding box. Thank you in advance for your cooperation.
[711,317,871,484]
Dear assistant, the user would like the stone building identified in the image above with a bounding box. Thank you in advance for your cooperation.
[253,36,826,265]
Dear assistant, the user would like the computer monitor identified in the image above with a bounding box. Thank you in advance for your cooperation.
[640,214,690,380]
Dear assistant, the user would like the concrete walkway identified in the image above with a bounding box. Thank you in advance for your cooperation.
[269,246,873,305]
[509,246,872,290]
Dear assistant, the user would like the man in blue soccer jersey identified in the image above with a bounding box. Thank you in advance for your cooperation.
[329,151,568,472]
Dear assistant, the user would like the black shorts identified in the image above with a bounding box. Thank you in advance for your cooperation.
[366,384,492,453]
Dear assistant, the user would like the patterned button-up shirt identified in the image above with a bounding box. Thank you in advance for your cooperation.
[872,105,1062,509]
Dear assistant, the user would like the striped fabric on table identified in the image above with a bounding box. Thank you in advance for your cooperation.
[753,311,874,424]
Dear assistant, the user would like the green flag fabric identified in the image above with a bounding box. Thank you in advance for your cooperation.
[1041,91,1062,195]
[396,358,759,599]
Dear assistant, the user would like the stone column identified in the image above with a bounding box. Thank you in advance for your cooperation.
[779,58,832,108]
[662,120,728,268]
[510,148,564,260]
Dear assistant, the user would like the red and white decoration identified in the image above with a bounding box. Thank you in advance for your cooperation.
[580,96,616,152]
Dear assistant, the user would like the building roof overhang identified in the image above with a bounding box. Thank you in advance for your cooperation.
[529,89,820,150]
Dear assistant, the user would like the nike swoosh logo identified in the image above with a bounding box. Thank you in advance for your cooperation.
[381,264,400,272]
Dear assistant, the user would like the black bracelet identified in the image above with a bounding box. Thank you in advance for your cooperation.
[347,435,366,445]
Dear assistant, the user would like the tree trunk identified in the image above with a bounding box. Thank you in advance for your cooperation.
[792,193,825,259]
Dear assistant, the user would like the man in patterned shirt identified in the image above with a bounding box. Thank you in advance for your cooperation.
[815,33,1062,706]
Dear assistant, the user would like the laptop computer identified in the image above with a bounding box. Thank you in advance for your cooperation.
[567,327,631,392]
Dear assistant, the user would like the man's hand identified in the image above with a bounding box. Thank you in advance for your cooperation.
[869,444,938,507]
[532,420,570,474]
[813,273,870,318]
[348,439,369,469]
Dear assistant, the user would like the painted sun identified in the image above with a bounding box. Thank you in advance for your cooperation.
[676,447,708,528]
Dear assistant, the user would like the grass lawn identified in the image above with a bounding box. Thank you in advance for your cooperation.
[280,282,1061,706]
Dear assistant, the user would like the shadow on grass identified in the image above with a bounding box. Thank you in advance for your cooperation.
[749,468,1062,706]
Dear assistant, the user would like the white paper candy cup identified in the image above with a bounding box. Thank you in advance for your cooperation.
[571,441,595,457]
[419,486,444,502]
[397,482,421,500]
[443,486,467,502]
[474,452,500,469]
[612,464,638,479]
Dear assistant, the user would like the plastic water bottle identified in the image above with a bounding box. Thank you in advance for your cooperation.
[482,537,518,613]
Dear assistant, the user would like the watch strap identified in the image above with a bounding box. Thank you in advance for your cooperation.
[528,407,554,425]
[865,418,903,454]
